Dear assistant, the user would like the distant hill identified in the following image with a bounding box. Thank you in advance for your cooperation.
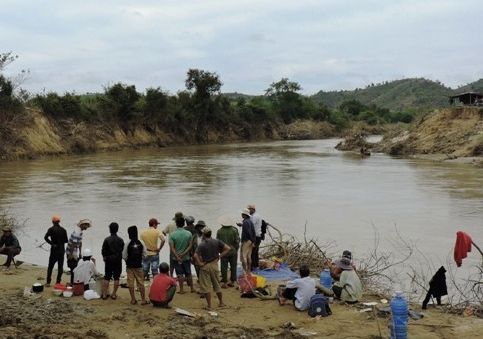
[221,92,256,100]
[454,79,483,94]
[311,78,453,111]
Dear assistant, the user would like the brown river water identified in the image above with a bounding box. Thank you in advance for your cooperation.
[0,139,482,287]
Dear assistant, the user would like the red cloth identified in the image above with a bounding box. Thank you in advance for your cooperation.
[149,273,176,302]
[454,231,472,267]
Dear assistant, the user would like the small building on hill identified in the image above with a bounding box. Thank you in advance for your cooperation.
[449,92,483,106]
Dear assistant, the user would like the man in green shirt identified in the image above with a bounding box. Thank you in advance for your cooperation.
[216,215,240,288]
[169,218,195,293]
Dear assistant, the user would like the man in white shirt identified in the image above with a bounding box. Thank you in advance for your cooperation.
[73,248,99,290]
[247,204,262,270]
[278,265,315,311]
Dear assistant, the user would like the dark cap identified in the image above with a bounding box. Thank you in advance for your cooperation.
[195,220,206,227]
[172,212,184,221]
[149,218,160,227]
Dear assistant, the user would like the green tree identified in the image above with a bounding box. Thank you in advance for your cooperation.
[184,69,223,142]
[265,78,303,123]
[100,83,140,124]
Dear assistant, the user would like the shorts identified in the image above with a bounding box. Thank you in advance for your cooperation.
[199,261,221,294]
[104,260,122,281]
[174,260,192,277]
[127,267,144,288]
[240,241,253,264]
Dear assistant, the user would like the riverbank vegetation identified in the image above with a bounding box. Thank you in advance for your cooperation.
[1,51,482,160]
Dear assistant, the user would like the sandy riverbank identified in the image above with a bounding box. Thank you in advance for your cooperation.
[1,264,482,338]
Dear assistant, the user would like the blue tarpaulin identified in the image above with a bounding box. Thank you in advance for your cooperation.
[237,263,300,281]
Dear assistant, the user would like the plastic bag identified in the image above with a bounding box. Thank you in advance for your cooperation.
[83,289,100,300]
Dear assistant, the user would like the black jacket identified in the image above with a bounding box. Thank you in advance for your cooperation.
[102,234,124,262]
[44,224,68,252]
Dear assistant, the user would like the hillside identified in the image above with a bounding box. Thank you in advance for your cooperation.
[312,78,453,111]
[454,78,483,93]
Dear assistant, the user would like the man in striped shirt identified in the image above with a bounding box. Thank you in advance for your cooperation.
[66,219,92,285]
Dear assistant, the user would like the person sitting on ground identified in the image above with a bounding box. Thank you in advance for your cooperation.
[66,219,92,285]
[101,222,124,300]
[44,215,68,287]
[123,225,148,305]
[216,215,240,288]
[73,248,99,290]
[0,226,21,270]
[318,256,362,303]
[330,250,357,281]
[149,262,177,308]
[169,217,195,294]
[194,227,231,310]
[140,218,165,281]
[278,265,316,311]
[238,209,256,273]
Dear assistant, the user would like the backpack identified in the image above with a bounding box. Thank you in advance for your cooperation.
[308,294,332,317]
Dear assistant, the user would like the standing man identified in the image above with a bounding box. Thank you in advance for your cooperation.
[194,227,231,309]
[169,217,195,294]
[140,218,165,281]
[123,225,148,305]
[216,215,239,288]
[101,222,124,300]
[247,204,262,270]
[238,209,256,273]
[0,226,21,270]
[44,215,68,287]
[163,212,184,276]
[66,219,92,285]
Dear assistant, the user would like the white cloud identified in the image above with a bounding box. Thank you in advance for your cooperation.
[0,0,481,94]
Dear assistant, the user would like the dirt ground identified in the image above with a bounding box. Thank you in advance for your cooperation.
[0,264,482,339]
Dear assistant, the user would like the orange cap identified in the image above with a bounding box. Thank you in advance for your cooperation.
[52,215,61,223]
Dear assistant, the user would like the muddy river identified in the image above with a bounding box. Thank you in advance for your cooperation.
[1,139,482,286]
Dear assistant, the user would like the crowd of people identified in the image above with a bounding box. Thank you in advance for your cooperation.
[1,203,363,312]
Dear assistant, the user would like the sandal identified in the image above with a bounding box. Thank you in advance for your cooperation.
[130,300,137,305]
[111,295,117,300]
[141,300,149,305]
[102,294,110,300]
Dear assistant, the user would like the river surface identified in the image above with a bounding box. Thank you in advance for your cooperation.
[1,139,482,286]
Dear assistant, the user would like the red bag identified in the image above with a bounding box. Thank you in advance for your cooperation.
[72,283,84,296]
[238,274,256,294]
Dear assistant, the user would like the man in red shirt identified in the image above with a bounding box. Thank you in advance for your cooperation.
[149,262,177,308]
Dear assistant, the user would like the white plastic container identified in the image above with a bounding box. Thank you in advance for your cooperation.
[63,290,73,298]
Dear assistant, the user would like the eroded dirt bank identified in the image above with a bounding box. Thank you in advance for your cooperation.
[0,109,337,161]
[337,107,483,164]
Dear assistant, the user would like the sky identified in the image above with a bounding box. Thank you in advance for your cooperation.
[1,0,482,95]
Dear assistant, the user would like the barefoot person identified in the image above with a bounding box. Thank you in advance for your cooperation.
[169,217,195,294]
[216,215,239,288]
[66,219,92,285]
[123,225,148,305]
[194,227,231,309]
[101,222,124,300]
[149,262,177,308]
[278,265,316,311]
[44,215,68,287]
[0,226,21,270]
